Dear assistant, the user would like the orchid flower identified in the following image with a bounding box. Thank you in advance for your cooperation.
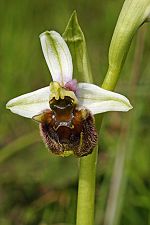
[6,31,132,157]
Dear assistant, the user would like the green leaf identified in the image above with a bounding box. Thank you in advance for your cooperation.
[63,11,93,83]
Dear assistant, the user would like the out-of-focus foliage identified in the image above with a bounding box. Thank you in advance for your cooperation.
[0,0,149,225]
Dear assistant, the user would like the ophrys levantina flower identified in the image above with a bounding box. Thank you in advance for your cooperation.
[6,31,133,157]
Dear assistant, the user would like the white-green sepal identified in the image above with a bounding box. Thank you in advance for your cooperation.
[40,31,73,86]
[6,87,50,118]
[77,83,133,114]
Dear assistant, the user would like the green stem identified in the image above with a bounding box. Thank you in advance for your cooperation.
[76,68,117,225]
[102,67,121,91]
[76,146,98,225]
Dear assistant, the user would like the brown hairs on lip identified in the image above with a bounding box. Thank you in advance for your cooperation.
[39,108,98,157]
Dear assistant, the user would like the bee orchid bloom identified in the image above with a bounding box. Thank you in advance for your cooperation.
[6,31,133,157]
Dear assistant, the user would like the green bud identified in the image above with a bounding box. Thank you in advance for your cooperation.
[103,0,150,90]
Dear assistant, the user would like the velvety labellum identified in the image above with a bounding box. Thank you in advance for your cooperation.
[36,96,97,157]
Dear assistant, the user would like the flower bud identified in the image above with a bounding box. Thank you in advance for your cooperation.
[103,0,150,89]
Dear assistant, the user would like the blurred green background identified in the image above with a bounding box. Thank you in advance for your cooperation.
[0,0,150,225]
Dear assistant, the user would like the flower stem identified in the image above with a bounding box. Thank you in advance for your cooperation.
[76,146,98,225]
[76,65,119,225]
